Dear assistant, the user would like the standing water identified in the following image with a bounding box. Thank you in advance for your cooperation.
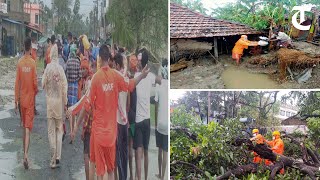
[221,65,280,89]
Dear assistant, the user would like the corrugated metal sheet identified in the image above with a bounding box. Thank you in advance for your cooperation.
[170,3,261,38]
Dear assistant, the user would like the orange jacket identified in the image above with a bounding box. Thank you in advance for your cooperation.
[232,38,251,55]
[89,66,135,147]
[267,138,284,155]
[15,54,38,108]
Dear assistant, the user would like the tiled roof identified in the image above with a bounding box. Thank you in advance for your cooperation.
[170,3,261,38]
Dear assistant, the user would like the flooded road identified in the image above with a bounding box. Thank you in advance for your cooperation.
[221,65,281,89]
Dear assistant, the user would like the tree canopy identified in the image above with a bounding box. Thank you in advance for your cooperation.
[107,0,168,57]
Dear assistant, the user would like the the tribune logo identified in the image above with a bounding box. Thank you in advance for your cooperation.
[291,6,312,31]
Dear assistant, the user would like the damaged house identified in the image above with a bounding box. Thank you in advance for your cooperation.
[170,3,262,67]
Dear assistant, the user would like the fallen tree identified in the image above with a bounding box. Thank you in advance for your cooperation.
[217,136,320,180]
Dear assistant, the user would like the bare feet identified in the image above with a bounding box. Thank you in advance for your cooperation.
[23,158,29,170]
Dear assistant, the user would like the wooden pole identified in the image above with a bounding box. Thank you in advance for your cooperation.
[214,37,218,58]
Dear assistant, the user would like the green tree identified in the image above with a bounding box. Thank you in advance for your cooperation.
[107,0,167,57]
[171,0,208,15]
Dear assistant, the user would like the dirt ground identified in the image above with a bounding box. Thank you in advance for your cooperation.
[170,41,320,89]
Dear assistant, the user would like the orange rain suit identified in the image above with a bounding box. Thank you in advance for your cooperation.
[14,54,38,130]
[267,137,285,174]
[89,66,136,176]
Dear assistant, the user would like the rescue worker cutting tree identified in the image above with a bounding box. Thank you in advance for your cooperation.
[250,129,268,164]
[232,35,259,65]
[266,131,285,174]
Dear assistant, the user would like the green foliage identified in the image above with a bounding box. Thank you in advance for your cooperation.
[170,107,315,179]
[306,110,320,147]
[171,107,247,178]
[210,0,311,30]
[107,0,167,57]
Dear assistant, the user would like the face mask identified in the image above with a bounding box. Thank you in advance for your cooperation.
[253,133,257,137]
[137,53,142,61]
[272,136,275,140]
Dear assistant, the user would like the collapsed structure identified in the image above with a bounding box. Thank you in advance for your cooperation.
[170,3,261,65]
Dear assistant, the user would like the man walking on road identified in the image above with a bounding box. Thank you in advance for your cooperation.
[42,44,68,168]
[66,46,81,141]
[14,37,38,169]
[134,49,162,180]
[89,45,150,180]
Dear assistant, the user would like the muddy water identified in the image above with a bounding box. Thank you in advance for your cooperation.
[221,65,280,89]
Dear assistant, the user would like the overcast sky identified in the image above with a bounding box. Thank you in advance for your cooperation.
[42,0,95,18]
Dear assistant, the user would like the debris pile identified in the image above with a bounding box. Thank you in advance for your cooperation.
[277,48,320,80]
[248,56,277,67]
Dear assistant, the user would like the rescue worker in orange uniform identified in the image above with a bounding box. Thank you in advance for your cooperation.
[14,37,38,169]
[232,35,259,65]
[89,44,150,180]
[266,131,285,174]
[250,129,267,164]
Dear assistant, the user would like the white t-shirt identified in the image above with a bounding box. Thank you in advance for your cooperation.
[134,72,156,123]
[117,91,128,125]
[116,70,128,125]
[155,79,168,135]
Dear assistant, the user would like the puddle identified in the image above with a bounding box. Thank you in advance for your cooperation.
[221,65,280,89]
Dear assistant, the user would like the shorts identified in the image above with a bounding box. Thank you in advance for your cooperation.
[128,123,135,138]
[155,130,168,152]
[90,133,116,176]
[20,106,34,131]
[83,132,90,154]
[133,119,150,150]
[67,82,78,107]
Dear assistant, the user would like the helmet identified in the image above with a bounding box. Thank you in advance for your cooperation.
[272,131,280,136]
[252,129,259,134]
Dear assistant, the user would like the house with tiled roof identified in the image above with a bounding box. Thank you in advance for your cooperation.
[170,3,262,61]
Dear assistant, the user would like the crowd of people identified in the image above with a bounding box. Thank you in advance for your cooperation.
[14,32,168,180]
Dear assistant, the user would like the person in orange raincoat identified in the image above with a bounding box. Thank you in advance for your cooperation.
[250,129,268,164]
[266,131,285,174]
[14,37,38,169]
[89,44,150,180]
[232,35,259,65]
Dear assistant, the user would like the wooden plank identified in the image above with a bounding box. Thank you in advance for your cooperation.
[214,37,218,58]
